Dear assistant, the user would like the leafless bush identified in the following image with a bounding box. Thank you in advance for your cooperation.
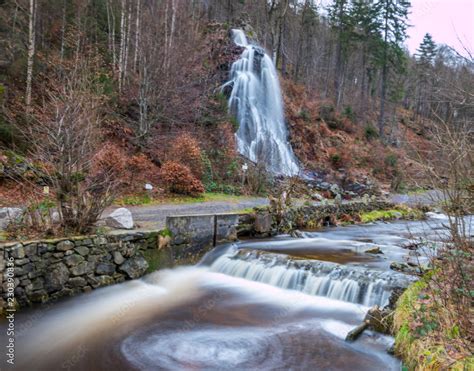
[408,114,473,347]
[23,72,120,234]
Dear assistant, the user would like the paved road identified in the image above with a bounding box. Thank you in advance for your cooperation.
[101,190,442,230]
[102,197,269,229]
[389,190,443,206]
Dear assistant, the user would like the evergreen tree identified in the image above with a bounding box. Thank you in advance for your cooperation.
[373,0,411,139]
[349,0,382,116]
[415,33,437,116]
[416,33,437,66]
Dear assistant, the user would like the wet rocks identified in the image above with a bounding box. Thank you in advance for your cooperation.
[390,261,422,275]
[290,230,305,238]
[365,247,383,254]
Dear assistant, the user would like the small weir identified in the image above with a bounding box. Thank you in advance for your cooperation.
[210,249,415,307]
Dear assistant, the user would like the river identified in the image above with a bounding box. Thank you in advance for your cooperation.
[5,213,469,370]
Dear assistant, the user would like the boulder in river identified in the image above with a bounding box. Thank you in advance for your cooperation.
[365,247,383,254]
[106,208,134,230]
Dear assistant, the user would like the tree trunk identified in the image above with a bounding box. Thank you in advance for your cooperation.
[133,0,141,72]
[167,0,177,70]
[60,0,66,62]
[118,0,126,93]
[378,12,390,140]
[359,46,368,121]
[26,0,36,110]
[378,61,388,139]
[123,0,133,81]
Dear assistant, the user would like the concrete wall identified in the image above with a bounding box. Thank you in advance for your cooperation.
[166,213,241,261]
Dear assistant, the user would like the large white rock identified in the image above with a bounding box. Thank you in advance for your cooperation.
[105,208,134,229]
[0,207,23,229]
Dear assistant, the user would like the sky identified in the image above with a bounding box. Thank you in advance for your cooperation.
[407,0,474,56]
[316,0,474,57]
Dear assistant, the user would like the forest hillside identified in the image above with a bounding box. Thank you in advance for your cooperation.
[0,0,472,206]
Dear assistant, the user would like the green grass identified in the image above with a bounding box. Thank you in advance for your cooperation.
[115,192,256,207]
[231,207,255,215]
[116,193,154,206]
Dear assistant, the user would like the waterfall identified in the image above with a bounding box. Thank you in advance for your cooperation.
[210,249,415,307]
[226,29,299,176]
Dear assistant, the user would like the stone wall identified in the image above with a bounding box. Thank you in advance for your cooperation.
[238,201,396,236]
[281,201,395,231]
[0,231,165,313]
[0,213,244,314]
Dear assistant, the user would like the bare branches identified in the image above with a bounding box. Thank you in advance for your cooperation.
[23,68,120,234]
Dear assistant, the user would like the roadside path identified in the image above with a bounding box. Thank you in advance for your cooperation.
[102,190,441,230]
[102,197,269,229]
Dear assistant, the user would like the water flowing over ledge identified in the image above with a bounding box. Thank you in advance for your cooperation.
[225,29,299,176]
[210,249,416,307]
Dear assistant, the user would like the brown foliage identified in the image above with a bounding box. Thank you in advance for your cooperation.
[169,133,203,179]
[160,161,204,196]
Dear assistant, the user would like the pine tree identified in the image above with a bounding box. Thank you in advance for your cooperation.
[416,33,437,66]
[373,0,410,139]
[415,33,437,116]
[349,0,382,116]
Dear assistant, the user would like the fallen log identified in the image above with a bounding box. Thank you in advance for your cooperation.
[345,321,369,342]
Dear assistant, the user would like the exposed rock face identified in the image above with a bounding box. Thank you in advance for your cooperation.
[106,208,134,229]
[0,207,23,229]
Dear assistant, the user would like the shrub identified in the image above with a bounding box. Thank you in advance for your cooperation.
[169,133,203,179]
[298,109,311,122]
[160,161,204,196]
[364,124,379,141]
[385,153,398,167]
[126,153,160,188]
[330,153,342,166]
[319,104,335,122]
[342,105,355,122]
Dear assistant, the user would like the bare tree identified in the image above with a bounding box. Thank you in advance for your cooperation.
[25,0,36,110]
[26,71,121,234]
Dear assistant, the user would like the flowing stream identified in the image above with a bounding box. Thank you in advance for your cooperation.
[3,214,469,370]
[225,29,299,176]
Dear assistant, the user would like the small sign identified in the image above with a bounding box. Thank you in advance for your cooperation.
[144,183,153,191]
[43,186,49,195]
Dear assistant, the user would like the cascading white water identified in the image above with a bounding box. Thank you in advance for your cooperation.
[210,250,414,307]
[226,29,299,176]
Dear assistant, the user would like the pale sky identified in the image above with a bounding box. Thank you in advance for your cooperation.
[407,0,474,56]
